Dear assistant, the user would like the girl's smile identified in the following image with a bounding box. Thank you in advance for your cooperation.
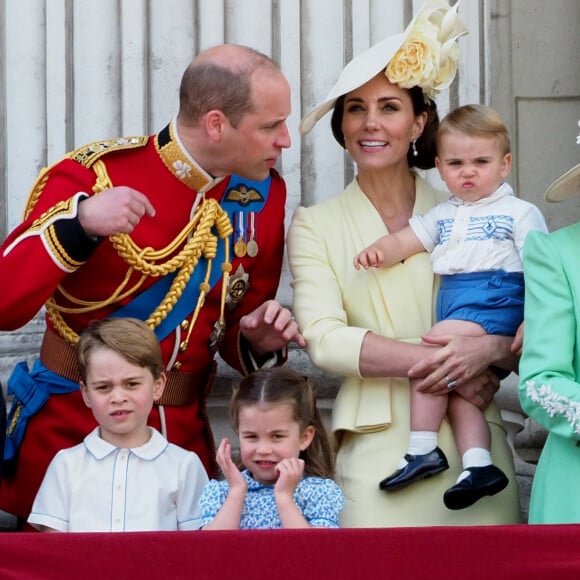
[238,402,314,485]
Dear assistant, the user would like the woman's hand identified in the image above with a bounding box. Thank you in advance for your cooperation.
[408,333,515,392]
[408,334,493,391]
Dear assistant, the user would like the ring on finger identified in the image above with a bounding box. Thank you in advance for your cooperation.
[445,375,458,389]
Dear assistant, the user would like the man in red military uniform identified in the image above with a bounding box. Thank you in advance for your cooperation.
[0,44,303,524]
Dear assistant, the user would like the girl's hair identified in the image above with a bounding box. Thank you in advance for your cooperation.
[436,104,511,156]
[330,84,439,170]
[77,318,164,382]
[230,367,335,479]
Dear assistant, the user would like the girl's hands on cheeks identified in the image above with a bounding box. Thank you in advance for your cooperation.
[273,457,304,498]
[274,458,311,528]
[216,438,246,493]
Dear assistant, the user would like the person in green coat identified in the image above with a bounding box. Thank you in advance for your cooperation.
[519,162,580,523]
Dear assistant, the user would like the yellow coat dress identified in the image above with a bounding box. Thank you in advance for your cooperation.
[288,175,521,527]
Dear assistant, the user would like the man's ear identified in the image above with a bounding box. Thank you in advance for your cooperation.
[204,110,227,142]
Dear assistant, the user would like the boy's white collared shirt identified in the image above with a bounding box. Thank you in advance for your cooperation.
[28,427,208,532]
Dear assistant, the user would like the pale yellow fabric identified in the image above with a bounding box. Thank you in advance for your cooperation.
[288,175,522,527]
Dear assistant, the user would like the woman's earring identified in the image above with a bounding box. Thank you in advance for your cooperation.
[412,140,418,157]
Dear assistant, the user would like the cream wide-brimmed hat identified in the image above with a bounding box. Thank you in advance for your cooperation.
[544,162,580,202]
[300,0,468,135]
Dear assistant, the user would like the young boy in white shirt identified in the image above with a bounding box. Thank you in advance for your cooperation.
[354,104,547,509]
[28,317,208,532]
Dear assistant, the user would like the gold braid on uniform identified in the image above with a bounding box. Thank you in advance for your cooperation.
[23,168,51,221]
[45,159,233,344]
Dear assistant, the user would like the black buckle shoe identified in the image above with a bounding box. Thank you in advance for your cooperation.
[379,447,449,491]
[443,464,508,510]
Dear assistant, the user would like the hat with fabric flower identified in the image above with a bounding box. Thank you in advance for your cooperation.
[544,163,580,202]
[300,0,468,135]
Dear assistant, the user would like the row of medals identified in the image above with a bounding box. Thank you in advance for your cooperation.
[209,212,257,353]
[233,211,259,258]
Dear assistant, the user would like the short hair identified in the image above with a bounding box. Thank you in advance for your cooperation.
[77,318,164,383]
[178,46,281,128]
[330,85,439,170]
[229,367,335,479]
[437,104,511,156]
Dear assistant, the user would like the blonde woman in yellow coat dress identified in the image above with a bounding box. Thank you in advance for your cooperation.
[288,0,522,527]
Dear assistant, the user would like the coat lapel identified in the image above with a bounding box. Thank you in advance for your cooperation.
[342,175,439,341]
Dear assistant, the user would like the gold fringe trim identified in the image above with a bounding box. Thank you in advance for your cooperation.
[46,159,233,344]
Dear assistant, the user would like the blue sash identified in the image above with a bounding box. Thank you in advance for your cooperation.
[113,174,271,339]
[4,360,78,460]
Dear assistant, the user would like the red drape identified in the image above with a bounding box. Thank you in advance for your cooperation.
[1,525,579,579]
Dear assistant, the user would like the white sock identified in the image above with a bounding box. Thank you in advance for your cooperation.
[456,447,492,483]
[397,431,438,468]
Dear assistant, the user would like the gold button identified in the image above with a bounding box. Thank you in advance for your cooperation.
[172,361,182,371]
[180,320,189,331]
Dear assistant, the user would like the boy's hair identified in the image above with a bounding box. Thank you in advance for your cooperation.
[230,367,335,479]
[437,104,511,156]
[77,318,164,383]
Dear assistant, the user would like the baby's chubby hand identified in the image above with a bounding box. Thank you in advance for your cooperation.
[353,247,383,270]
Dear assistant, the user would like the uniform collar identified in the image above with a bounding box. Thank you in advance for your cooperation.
[155,118,225,193]
[84,426,168,460]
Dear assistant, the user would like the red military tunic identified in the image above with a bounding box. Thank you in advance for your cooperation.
[0,120,286,520]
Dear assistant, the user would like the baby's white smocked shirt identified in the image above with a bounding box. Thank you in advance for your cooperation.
[409,182,548,275]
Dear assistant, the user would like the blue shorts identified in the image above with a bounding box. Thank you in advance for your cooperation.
[436,270,524,336]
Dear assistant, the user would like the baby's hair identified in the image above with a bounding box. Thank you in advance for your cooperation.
[437,104,511,156]
[230,367,335,479]
[77,318,164,383]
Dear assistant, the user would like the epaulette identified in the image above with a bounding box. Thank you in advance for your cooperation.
[68,136,149,168]
[21,136,149,220]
